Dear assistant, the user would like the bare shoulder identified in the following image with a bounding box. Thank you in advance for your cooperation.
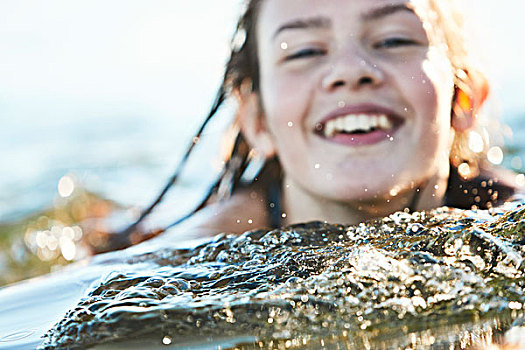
[157,187,270,242]
[198,187,270,234]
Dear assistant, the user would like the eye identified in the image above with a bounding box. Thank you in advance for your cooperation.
[373,37,419,49]
[285,48,326,61]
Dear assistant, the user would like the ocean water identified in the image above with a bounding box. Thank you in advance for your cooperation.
[3,200,525,349]
[0,109,523,225]
[0,104,233,223]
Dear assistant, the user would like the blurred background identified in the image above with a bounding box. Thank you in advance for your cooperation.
[0,0,524,286]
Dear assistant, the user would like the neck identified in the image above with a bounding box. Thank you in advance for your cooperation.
[281,172,448,226]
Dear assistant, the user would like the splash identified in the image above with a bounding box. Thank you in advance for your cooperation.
[40,201,525,349]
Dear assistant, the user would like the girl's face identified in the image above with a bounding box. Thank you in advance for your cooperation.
[250,0,457,204]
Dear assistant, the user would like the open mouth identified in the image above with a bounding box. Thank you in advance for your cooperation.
[316,112,403,145]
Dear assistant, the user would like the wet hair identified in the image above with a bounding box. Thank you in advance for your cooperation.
[422,0,491,176]
[118,0,499,244]
[117,0,265,239]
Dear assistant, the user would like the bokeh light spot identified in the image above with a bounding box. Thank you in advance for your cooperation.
[487,146,503,165]
[468,131,484,153]
[516,174,525,188]
[59,236,76,261]
[58,175,75,197]
[458,163,471,178]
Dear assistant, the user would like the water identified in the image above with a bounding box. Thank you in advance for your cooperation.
[28,200,525,349]
[1,2,525,348]
[0,109,523,348]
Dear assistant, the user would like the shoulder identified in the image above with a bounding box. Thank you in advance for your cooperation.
[445,164,524,209]
[157,186,270,243]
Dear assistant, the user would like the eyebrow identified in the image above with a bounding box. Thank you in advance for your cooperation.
[362,3,416,21]
[273,3,416,39]
[273,17,330,39]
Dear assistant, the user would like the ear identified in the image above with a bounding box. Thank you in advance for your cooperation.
[234,87,276,159]
[451,70,489,132]
[451,87,474,132]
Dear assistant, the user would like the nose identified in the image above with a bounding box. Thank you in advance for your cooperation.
[321,49,384,91]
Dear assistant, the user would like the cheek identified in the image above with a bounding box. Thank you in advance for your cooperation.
[397,51,454,145]
[420,48,455,125]
[394,51,455,171]
[260,70,314,132]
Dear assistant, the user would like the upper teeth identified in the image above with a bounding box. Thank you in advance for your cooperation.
[323,114,392,137]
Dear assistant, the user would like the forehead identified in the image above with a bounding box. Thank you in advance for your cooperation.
[257,0,428,36]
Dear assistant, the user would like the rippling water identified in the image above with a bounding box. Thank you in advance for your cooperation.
[36,200,525,349]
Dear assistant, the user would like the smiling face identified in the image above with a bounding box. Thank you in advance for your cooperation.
[240,0,459,220]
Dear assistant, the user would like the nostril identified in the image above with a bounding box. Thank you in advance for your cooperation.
[332,80,345,88]
[359,76,373,85]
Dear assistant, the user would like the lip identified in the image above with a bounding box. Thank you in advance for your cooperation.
[315,103,405,146]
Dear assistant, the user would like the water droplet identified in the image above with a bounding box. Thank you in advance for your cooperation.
[508,301,523,310]
[389,186,400,196]
[458,163,471,178]
[287,121,293,127]
[280,42,288,50]
[314,163,320,169]
[162,335,172,345]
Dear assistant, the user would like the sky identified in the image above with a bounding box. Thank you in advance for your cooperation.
[0,0,523,130]
[0,0,239,128]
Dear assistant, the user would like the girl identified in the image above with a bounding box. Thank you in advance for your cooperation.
[1,2,522,349]
[127,0,518,246]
